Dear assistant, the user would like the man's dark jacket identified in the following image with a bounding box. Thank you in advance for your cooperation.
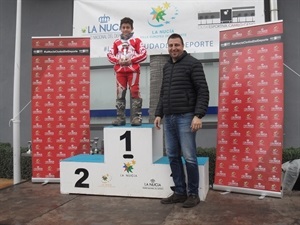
[155,51,209,119]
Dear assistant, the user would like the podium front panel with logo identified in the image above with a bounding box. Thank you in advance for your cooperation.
[60,124,209,201]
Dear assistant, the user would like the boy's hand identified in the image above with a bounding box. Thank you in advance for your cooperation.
[118,59,126,66]
[123,58,131,66]
[119,58,131,66]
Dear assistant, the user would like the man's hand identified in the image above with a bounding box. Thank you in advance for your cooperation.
[191,116,202,132]
[154,117,161,130]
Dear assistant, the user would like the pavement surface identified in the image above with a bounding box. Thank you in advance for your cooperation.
[0,181,300,225]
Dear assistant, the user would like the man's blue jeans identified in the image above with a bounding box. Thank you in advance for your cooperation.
[163,112,199,196]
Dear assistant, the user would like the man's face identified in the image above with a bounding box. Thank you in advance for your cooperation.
[168,37,184,62]
[120,23,133,36]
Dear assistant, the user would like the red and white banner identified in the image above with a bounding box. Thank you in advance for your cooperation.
[214,21,284,198]
[31,37,90,182]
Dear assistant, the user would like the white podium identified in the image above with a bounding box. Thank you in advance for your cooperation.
[60,124,209,201]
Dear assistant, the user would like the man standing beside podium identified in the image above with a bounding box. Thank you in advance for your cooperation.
[154,33,209,208]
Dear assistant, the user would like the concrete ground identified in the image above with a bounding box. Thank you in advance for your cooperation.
[0,181,300,225]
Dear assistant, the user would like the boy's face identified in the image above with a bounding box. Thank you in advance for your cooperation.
[120,23,133,36]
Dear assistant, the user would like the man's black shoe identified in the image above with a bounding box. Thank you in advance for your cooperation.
[182,195,200,208]
[160,193,187,204]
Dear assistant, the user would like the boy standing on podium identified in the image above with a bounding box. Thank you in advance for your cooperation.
[107,17,147,126]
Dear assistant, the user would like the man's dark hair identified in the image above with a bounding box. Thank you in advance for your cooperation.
[120,17,134,29]
[168,33,184,45]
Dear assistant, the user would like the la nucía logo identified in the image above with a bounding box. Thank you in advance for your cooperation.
[148,2,178,28]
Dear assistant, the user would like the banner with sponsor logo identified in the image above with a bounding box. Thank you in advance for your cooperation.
[31,37,90,182]
[213,21,283,198]
[73,0,265,57]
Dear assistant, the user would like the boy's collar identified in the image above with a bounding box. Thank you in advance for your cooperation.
[120,32,134,40]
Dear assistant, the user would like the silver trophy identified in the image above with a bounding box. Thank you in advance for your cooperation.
[90,139,94,155]
[121,42,129,61]
[26,141,32,154]
[100,139,104,155]
[93,137,100,154]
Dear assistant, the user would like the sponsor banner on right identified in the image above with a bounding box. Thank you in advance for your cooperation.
[214,21,283,197]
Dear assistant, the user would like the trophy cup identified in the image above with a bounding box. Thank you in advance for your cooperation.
[93,137,100,154]
[90,139,94,155]
[100,139,104,155]
[121,42,129,61]
[26,141,32,154]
